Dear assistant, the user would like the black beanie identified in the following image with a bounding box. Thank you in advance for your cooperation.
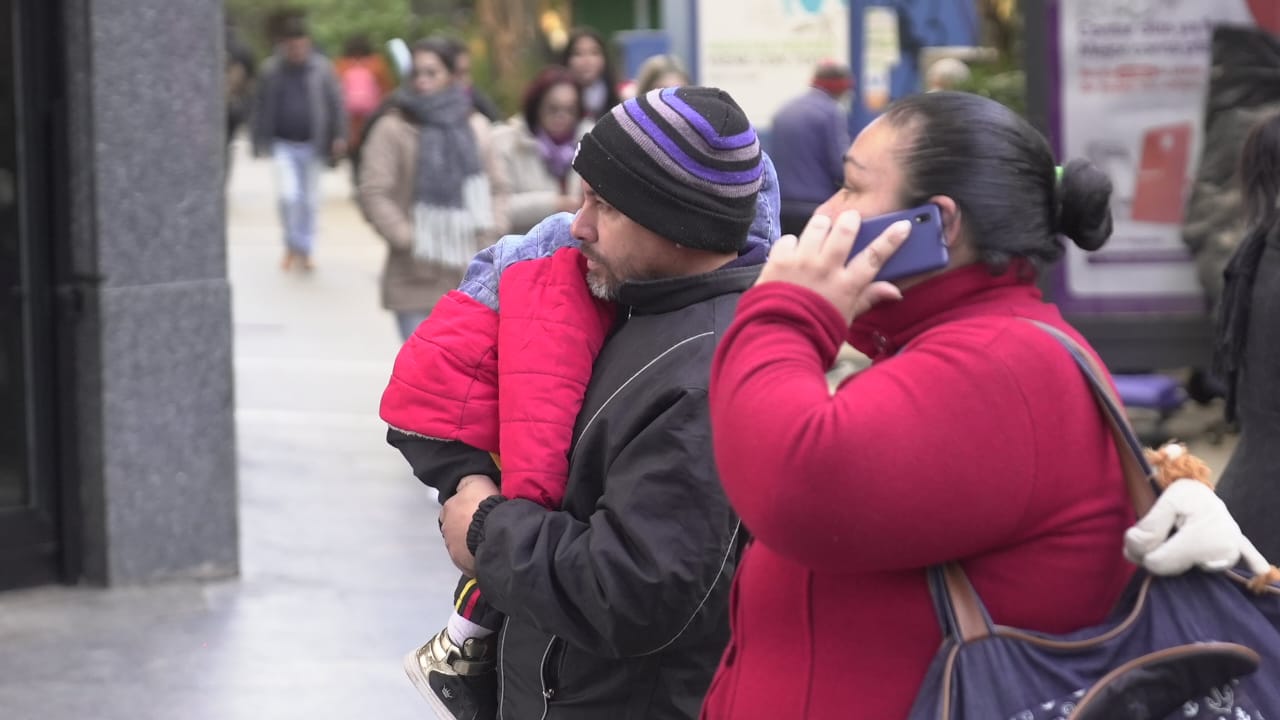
[572,86,763,252]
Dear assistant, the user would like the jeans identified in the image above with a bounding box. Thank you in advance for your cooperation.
[271,140,321,257]
[395,310,431,342]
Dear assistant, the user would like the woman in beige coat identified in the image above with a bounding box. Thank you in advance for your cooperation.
[489,66,592,236]
[358,37,494,340]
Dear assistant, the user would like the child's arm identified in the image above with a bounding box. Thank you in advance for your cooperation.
[387,428,499,503]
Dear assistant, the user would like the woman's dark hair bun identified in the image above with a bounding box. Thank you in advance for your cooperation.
[1057,158,1113,252]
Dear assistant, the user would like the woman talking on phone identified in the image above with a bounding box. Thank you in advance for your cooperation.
[701,91,1133,718]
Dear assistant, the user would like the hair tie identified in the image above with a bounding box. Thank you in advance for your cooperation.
[1052,165,1065,234]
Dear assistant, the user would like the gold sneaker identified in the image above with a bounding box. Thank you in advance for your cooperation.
[403,628,496,720]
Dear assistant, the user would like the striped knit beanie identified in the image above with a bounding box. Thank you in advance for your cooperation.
[572,86,764,252]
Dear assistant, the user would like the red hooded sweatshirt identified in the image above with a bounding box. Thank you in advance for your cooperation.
[702,263,1135,719]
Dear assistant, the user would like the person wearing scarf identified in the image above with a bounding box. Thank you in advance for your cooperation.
[397,83,492,269]
[535,127,577,187]
[1214,110,1280,563]
[488,66,591,236]
[357,37,495,341]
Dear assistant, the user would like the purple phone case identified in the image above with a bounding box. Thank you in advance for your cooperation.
[848,204,949,281]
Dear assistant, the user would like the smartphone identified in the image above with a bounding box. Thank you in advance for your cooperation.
[1130,123,1192,224]
[848,204,949,282]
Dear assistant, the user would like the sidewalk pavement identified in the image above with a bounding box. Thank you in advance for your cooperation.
[0,142,455,720]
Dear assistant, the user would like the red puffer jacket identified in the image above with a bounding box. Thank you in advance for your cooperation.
[379,247,615,507]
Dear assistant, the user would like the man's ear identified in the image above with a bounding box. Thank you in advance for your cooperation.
[928,195,962,248]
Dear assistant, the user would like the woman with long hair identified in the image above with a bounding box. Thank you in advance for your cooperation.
[358,37,494,341]
[560,28,619,120]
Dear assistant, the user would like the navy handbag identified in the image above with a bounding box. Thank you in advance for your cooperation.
[907,322,1280,720]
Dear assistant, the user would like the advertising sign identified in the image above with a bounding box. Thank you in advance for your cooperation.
[1054,0,1262,312]
[860,5,900,113]
[695,0,850,128]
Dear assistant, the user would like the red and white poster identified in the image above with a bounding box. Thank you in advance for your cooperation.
[696,0,849,128]
[1057,0,1266,308]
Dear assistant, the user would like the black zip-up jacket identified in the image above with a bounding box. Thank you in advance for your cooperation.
[389,256,763,719]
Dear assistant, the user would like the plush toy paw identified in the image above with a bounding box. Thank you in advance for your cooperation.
[1123,526,1163,565]
[1246,566,1280,594]
[1141,531,1238,576]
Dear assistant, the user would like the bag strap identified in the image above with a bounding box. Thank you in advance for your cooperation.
[1023,320,1159,516]
[929,319,1161,642]
[928,564,995,642]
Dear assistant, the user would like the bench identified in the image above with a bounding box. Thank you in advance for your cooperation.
[1113,374,1187,445]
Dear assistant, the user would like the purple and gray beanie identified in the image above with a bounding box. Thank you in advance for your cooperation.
[571,86,764,252]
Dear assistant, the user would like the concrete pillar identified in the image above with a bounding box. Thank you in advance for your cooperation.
[61,0,238,585]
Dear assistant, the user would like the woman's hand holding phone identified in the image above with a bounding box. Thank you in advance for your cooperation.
[756,210,910,326]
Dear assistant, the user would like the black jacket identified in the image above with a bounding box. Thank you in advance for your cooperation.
[250,51,346,160]
[1181,26,1280,309]
[390,257,762,719]
[1217,225,1280,561]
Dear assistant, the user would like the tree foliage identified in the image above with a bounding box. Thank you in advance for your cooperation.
[224,0,469,65]
[223,0,565,117]
[956,0,1026,117]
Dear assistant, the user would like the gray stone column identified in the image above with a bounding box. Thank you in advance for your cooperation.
[62,0,238,584]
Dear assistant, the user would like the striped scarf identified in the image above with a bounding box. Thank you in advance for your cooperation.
[393,86,493,269]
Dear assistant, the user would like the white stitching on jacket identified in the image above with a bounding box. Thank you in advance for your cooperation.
[498,618,508,719]
[641,522,741,656]
[571,331,715,457]
[537,637,556,720]
[571,329,737,657]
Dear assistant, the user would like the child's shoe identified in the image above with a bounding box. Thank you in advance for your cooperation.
[403,628,497,720]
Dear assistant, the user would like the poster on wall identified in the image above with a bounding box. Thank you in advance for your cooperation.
[860,5,900,113]
[696,0,850,129]
[1056,0,1263,312]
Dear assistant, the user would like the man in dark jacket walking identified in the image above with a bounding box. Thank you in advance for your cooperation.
[250,18,346,271]
[390,87,771,720]
[770,61,854,237]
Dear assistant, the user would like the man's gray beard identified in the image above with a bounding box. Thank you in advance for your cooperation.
[587,273,617,301]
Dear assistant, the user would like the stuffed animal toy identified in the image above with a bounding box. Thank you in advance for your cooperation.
[1125,441,1280,593]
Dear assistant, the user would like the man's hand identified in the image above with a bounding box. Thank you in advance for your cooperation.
[440,474,500,576]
